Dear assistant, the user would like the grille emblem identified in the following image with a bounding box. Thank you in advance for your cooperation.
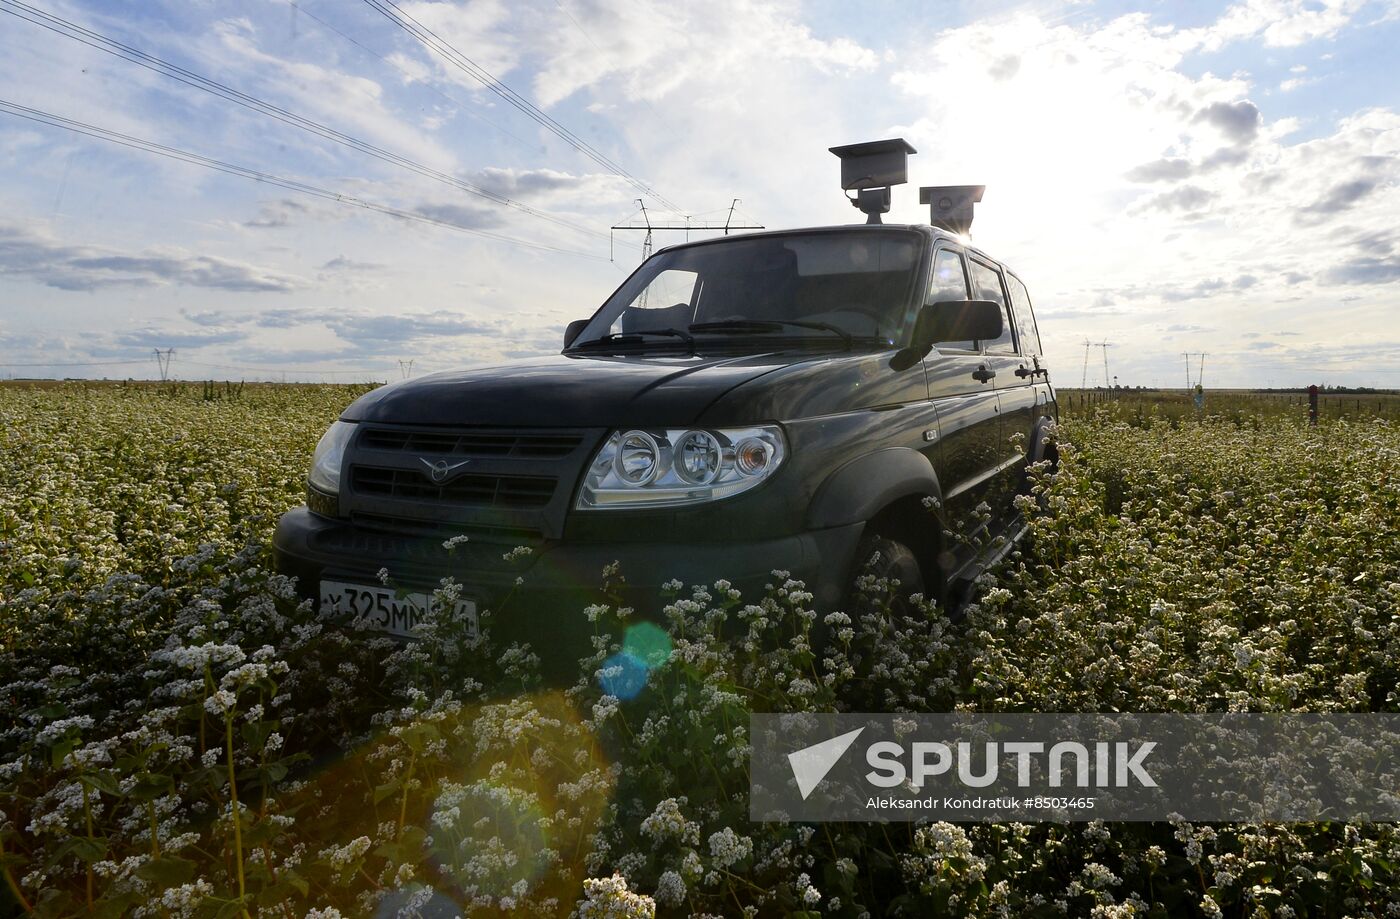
[420,457,471,484]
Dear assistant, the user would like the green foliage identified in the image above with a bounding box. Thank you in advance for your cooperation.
[0,383,1397,916]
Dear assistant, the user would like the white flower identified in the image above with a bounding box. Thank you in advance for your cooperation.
[204,690,237,716]
[640,798,698,847]
[707,827,753,869]
[654,870,685,906]
[318,835,372,869]
[577,874,656,919]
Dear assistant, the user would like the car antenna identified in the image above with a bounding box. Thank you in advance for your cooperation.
[828,138,916,224]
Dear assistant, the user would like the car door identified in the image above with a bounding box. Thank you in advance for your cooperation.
[1002,271,1052,460]
[966,257,1032,509]
[921,245,1003,532]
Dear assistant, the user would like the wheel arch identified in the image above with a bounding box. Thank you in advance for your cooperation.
[807,447,947,592]
[1030,413,1059,468]
[806,447,944,530]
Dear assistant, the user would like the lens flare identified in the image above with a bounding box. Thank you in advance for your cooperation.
[623,621,672,669]
[599,651,650,699]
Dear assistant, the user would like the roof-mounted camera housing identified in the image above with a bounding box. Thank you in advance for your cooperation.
[828,138,917,225]
[920,185,985,236]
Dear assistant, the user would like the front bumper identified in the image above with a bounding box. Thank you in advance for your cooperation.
[272,507,863,667]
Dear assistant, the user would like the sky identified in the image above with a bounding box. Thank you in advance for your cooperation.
[0,0,1397,388]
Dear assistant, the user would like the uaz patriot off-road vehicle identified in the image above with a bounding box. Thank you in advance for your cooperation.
[273,139,1057,656]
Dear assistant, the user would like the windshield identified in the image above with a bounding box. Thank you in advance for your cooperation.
[572,229,925,348]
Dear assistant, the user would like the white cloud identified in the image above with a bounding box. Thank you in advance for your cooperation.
[527,0,879,107]
[209,18,461,172]
[1187,0,1374,49]
[0,222,306,293]
[1,0,1396,385]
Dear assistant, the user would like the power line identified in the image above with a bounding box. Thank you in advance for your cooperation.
[360,0,684,215]
[0,358,151,367]
[549,0,672,133]
[0,98,611,260]
[0,0,628,248]
[284,0,538,153]
[610,197,763,260]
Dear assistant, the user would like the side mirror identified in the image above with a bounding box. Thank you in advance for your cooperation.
[563,319,590,349]
[890,300,1002,370]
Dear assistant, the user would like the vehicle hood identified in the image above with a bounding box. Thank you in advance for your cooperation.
[340,351,800,427]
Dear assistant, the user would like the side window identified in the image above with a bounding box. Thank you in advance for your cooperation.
[1005,274,1042,356]
[611,269,698,335]
[928,248,976,352]
[968,260,1015,354]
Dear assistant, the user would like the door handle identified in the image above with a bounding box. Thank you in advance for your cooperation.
[1015,365,1033,378]
[972,365,996,383]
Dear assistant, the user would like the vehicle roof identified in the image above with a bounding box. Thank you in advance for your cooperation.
[650,223,1019,279]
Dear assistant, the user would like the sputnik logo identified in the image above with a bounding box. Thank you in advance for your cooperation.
[788,727,864,800]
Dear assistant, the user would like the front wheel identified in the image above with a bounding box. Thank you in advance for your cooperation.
[848,534,926,617]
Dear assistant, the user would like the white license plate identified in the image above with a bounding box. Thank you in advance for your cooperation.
[318,579,478,639]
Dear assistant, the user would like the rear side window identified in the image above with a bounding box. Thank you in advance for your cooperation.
[928,248,976,352]
[968,259,1015,354]
[1005,273,1042,356]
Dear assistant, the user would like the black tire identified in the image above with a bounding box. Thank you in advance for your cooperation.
[848,534,926,617]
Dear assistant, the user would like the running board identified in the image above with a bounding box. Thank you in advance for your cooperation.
[947,517,1029,588]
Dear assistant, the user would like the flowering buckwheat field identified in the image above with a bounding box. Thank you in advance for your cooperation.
[1,382,1397,918]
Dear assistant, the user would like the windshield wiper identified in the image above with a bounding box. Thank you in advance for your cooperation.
[571,328,695,350]
[688,319,853,349]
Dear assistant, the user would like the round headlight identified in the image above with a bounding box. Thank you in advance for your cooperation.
[734,437,773,476]
[674,430,721,485]
[613,430,661,486]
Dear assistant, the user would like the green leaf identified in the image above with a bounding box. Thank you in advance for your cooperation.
[95,892,144,919]
[398,722,441,754]
[136,856,197,887]
[241,720,277,756]
[373,780,401,805]
[128,771,175,802]
[399,825,427,851]
[281,868,310,898]
[79,771,122,797]
[49,737,76,768]
[70,836,108,864]
[215,896,251,919]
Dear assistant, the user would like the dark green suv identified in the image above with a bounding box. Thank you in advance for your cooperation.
[273,150,1056,655]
